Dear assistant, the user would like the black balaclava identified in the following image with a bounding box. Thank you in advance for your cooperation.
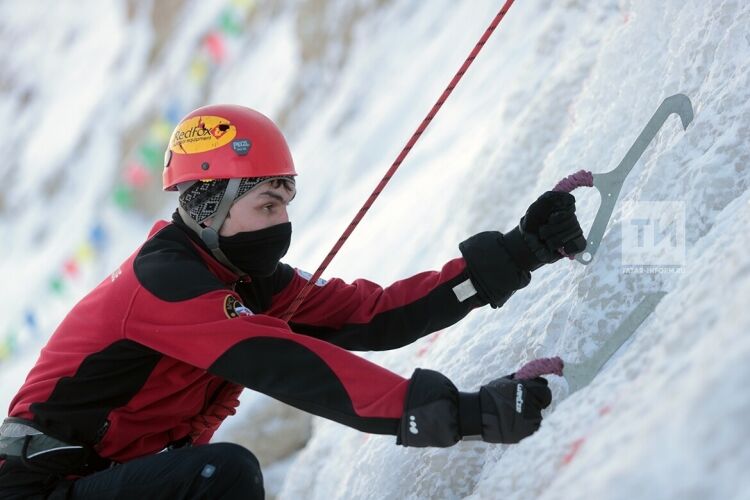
[218,222,291,277]
[177,176,294,277]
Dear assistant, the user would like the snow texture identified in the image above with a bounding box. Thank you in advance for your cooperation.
[1,0,749,499]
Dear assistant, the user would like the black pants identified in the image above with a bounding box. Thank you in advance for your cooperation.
[0,442,264,500]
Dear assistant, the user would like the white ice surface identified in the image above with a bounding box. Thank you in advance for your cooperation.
[1,0,749,499]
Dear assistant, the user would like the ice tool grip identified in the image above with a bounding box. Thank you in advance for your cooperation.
[514,357,564,380]
[552,94,694,265]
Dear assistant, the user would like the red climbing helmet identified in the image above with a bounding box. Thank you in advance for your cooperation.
[162,104,296,191]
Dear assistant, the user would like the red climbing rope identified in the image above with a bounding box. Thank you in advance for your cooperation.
[281,0,518,321]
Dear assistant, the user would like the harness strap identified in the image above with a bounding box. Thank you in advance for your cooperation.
[0,418,112,475]
[0,420,83,460]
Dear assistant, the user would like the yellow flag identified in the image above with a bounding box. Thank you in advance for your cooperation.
[75,242,96,263]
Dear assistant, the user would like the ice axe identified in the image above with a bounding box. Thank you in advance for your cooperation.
[461,291,667,444]
[552,93,694,264]
[513,95,693,392]
[514,291,667,393]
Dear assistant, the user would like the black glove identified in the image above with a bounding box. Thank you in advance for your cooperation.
[475,375,552,443]
[503,191,587,271]
[396,369,552,447]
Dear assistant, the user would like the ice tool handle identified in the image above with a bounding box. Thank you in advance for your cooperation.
[553,94,694,265]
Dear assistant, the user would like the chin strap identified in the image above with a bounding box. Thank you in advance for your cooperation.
[177,178,247,277]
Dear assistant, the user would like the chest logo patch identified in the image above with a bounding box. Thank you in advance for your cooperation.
[224,295,253,318]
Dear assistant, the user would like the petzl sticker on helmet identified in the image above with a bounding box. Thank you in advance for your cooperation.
[224,295,253,318]
[170,116,237,155]
[232,139,252,156]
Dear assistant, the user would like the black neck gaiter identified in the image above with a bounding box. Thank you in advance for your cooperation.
[218,222,292,277]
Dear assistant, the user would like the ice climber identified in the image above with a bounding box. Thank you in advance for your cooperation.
[0,105,587,498]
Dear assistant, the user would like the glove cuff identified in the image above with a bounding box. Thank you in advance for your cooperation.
[501,226,544,272]
[458,391,482,437]
[458,231,531,308]
[397,368,460,448]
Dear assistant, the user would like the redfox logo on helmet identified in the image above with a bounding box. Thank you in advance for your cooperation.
[170,115,237,155]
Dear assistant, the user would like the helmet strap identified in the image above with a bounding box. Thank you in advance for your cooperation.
[177,177,247,277]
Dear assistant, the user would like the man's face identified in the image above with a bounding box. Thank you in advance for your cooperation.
[217,180,295,236]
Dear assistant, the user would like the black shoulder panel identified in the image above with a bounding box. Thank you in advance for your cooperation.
[30,340,162,446]
[209,337,399,435]
[234,263,295,313]
[134,224,226,302]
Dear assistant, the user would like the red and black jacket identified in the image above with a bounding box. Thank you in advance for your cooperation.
[7,216,531,464]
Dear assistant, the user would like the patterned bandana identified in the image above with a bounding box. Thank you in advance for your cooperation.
[178,176,294,223]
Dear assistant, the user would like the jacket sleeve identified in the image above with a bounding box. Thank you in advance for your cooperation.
[125,286,409,435]
[264,258,488,351]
